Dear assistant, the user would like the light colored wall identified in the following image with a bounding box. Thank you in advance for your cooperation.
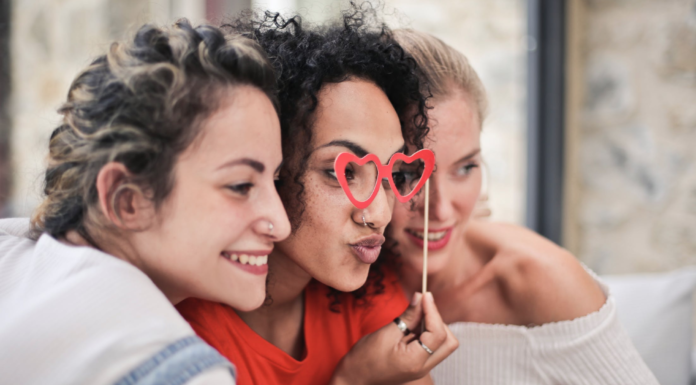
[8,0,528,227]
[569,0,696,274]
[251,0,350,24]
[382,0,528,225]
[8,0,212,217]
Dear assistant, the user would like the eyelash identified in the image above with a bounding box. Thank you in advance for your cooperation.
[227,183,254,196]
[325,168,361,182]
[457,163,479,176]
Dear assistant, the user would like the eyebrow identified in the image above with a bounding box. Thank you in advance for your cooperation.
[317,139,406,159]
[454,148,481,164]
[217,158,265,173]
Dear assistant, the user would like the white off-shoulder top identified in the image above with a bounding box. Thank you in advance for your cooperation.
[431,270,660,385]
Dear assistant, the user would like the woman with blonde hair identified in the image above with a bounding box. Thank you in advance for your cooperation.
[388,29,660,384]
[0,20,290,384]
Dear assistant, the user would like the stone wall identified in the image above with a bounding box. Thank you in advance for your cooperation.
[570,0,696,273]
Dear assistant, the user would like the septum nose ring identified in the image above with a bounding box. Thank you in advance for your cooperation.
[362,214,367,227]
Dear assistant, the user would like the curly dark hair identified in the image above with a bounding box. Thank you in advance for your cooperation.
[222,3,430,311]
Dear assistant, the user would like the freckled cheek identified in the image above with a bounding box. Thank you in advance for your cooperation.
[452,179,482,222]
[304,179,355,229]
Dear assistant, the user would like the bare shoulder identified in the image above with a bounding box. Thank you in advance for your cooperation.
[466,220,606,325]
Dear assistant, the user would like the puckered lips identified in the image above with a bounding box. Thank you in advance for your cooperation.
[221,250,272,275]
[350,234,386,264]
[405,227,453,251]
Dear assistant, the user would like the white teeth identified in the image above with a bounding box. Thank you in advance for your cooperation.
[409,230,448,241]
[224,253,269,266]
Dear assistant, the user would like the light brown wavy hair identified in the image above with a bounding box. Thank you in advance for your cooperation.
[393,29,488,125]
[30,19,277,243]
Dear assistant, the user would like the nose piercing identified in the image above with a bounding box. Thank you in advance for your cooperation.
[268,221,274,234]
[362,214,367,227]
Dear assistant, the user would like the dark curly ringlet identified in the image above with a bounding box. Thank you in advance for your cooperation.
[223,2,430,310]
[30,19,277,242]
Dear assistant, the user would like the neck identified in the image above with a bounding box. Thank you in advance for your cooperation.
[64,229,185,305]
[234,247,312,359]
[266,248,314,306]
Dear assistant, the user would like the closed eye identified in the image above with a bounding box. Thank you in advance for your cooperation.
[227,183,253,196]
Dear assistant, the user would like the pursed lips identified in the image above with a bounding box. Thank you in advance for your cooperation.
[349,234,385,264]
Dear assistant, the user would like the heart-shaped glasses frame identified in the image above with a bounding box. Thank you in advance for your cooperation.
[334,149,435,209]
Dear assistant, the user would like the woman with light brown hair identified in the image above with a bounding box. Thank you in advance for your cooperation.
[388,29,660,384]
[0,20,290,384]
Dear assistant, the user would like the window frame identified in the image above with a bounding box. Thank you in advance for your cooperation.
[525,0,567,245]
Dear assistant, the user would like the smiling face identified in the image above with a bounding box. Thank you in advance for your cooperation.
[129,86,291,311]
[389,88,483,275]
[274,79,405,292]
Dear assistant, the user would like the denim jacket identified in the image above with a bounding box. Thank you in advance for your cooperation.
[114,336,235,385]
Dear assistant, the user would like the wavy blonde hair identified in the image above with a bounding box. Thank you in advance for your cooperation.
[393,29,488,125]
[31,19,277,241]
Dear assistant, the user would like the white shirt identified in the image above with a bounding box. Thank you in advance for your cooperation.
[0,218,233,385]
[431,271,660,385]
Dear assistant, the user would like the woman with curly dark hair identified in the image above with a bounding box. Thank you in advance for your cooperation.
[0,20,291,384]
[176,7,458,385]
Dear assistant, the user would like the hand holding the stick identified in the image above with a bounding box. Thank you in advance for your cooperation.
[329,292,459,385]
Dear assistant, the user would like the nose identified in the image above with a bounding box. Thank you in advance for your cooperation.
[257,183,292,241]
[361,182,394,229]
[420,173,452,223]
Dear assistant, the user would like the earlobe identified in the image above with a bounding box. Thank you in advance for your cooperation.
[95,162,153,231]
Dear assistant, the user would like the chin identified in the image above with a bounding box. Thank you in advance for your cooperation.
[322,265,371,292]
[403,250,448,275]
[425,254,449,275]
[221,289,266,312]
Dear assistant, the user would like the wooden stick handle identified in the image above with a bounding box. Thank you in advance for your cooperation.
[422,178,429,295]
[421,178,430,333]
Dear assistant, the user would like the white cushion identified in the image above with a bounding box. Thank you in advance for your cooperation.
[602,268,696,385]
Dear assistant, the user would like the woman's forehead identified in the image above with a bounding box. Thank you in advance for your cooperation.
[312,80,404,160]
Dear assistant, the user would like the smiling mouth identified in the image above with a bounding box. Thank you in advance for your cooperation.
[406,229,449,242]
[221,252,268,266]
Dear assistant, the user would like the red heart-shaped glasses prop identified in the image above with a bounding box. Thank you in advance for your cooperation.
[334,149,435,209]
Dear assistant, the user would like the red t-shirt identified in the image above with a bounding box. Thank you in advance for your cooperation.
[176,269,408,385]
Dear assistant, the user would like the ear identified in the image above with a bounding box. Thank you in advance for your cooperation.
[95,162,154,231]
